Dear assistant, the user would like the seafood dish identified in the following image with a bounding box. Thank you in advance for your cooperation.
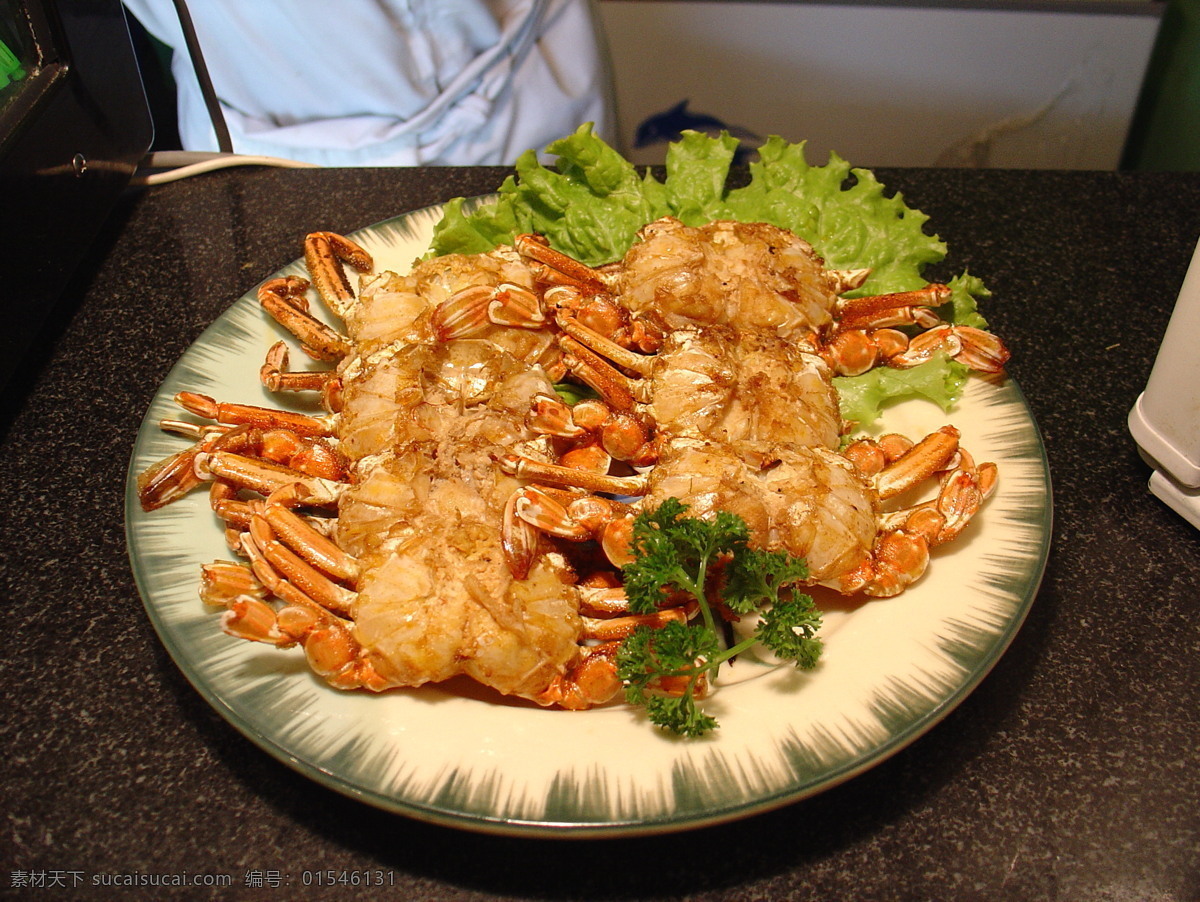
[136,208,1011,723]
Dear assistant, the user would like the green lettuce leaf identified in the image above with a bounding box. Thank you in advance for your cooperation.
[724,138,946,296]
[834,353,970,426]
[429,124,664,266]
[940,271,991,330]
[660,130,740,223]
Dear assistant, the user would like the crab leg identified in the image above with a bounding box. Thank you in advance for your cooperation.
[206,481,254,530]
[208,482,339,539]
[245,516,356,615]
[525,395,620,474]
[498,453,647,496]
[159,419,228,440]
[232,502,359,644]
[515,234,609,291]
[220,594,316,644]
[807,281,1011,376]
[548,335,639,410]
[527,392,588,438]
[539,638,704,708]
[556,312,653,378]
[258,486,359,583]
[140,419,344,513]
[833,284,951,332]
[175,391,335,437]
[198,450,344,506]
[878,450,998,546]
[812,328,910,377]
[205,473,389,691]
[828,530,933,598]
[194,424,344,480]
[871,426,961,500]
[137,440,215,510]
[259,340,339,394]
[582,606,690,641]
[164,421,341,477]
[502,482,631,577]
[843,428,961,502]
[509,485,593,541]
[842,433,916,475]
[500,486,544,580]
[200,560,267,606]
[578,585,634,615]
[137,422,263,511]
[551,289,664,355]
[553,336,657,464]
[560,438,615,474]
[832,446,995,597]
[515,235,664,352]
[828,267,873,293]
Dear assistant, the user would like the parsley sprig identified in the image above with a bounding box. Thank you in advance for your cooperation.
[615,498,823,736]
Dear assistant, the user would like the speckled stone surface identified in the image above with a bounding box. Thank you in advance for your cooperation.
[2,166,1198,901]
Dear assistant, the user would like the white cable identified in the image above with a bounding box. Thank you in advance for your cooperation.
[131,152,320,186]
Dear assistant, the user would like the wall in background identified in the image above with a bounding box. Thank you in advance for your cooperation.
[597,0,1163,169]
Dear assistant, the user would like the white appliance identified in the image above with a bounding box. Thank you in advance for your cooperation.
[1129,239,1200,530]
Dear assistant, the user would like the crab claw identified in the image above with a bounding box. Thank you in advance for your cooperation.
[430,284,545,340]
[304,231,373,320]
[527,393,587,438]
[258,277,351,362]
[137,443,209,510]
[502,488,546,580]
[889,325,1011,373]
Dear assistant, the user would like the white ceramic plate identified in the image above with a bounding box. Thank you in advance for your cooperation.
[125,202,1052,837]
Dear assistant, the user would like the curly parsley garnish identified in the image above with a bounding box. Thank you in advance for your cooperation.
[615,498,823,737]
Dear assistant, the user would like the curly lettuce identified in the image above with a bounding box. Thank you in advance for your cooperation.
[426,123,994,423]
[835,352,970,426]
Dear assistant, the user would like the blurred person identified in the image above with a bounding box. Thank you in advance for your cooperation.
[122,0,616,166]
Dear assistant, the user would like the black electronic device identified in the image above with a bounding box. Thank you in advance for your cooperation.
[1,0,153,392]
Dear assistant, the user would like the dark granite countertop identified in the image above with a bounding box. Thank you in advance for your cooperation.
[2,165,1198,901]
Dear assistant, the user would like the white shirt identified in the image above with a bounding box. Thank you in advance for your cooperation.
[123,0,615,166]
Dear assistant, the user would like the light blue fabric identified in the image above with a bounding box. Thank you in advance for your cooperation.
[124,0,615,166]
